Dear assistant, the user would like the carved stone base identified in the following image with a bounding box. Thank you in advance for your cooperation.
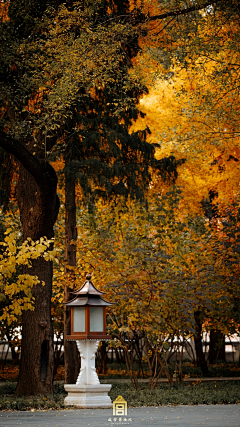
[64,384,112,408]
[75,340,100,385]
[64,340,112,408]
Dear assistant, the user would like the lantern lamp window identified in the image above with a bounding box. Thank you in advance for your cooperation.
[90,307,104,332]
[73,307,85,332]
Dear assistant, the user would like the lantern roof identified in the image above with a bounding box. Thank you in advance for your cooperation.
[65,274,113,307]
[71,273,105,296]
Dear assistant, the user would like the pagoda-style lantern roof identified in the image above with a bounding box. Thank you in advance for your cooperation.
[66,273,113,307]
[65,274,113,340]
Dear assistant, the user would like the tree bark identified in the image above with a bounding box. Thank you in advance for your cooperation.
[15,161,59,395]
[0,133,60,395]
[64,161,80,384]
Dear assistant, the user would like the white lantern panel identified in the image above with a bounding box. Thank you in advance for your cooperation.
[73,307,85,332]
[90,307,104,332]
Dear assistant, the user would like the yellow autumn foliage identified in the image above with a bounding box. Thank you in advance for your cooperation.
[0,228,58,324]
[131,62,240,216]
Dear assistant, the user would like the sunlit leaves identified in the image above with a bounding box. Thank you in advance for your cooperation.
[0,228,58,324]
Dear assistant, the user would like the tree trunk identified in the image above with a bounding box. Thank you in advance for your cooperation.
[98,341,108,374]
[15,161,59,395]
[10,346,19,364]
[64,162,80,384]
[209,330,225,363]
[194,311,208,376]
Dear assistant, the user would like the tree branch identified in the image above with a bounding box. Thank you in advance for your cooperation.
[0,131,50,191]
[149,0,224,22]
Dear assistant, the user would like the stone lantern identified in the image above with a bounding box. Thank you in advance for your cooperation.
[64,274,114,408]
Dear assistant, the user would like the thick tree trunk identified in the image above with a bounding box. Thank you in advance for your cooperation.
[16,258,54,395]
[194,311,208,376]
[64,163,80,384]
[15,161,59,395]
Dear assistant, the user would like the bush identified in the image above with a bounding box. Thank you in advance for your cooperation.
[109,380,240,406]
[1,380,239,410]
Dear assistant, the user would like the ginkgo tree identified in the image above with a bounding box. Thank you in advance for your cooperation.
[70,185,239,386]
[129,0,240,365]
[134,0,240,215]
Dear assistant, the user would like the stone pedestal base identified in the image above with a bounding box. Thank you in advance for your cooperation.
[64,384,112,408]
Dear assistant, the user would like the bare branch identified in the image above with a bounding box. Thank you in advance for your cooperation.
[149,0,224,22]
